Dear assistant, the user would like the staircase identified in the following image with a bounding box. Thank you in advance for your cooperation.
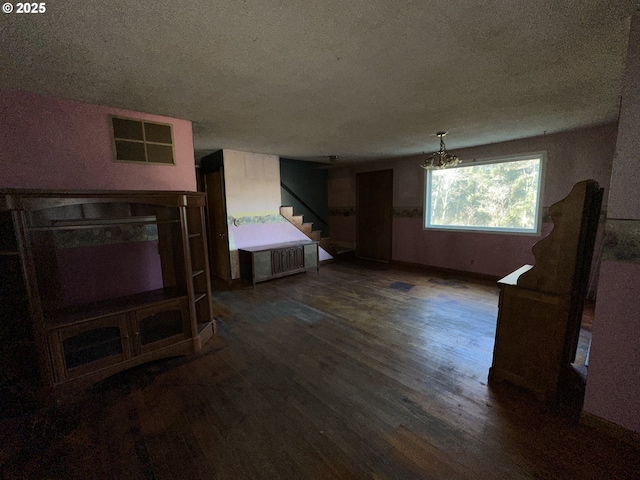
[280,206,337,258]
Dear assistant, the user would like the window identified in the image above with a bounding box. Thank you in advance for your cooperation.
[111,116,175,165]
[424,153,544,234]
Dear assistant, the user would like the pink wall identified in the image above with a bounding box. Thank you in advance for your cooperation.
[584,12,640,434]
[392,220,554,275]
[584,262,640,432]
[328,123,616,278]
[606,11,640,221]
[56,241,163,306]
[328,216,356,245]
[0,89,196,191]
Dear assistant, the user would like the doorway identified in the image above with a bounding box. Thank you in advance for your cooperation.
[356,169,393,262]
[200,152,232,283]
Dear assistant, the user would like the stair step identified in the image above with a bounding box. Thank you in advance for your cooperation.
[280,205,336,257]
[280,206,294,217]
[319,238,338,257]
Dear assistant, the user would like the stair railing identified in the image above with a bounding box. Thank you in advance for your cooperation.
[280,182,329,230]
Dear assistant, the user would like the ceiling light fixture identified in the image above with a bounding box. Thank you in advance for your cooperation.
[420,132,461,169]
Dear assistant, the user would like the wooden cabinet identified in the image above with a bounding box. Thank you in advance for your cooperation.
[0,190,217,399]
[490,266,570,402]
[489,180,603,403]
[239,240,319,287]
[133,297,189,355]
[48,313,132,383]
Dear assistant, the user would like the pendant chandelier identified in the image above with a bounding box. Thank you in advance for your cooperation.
[420,132,461,169]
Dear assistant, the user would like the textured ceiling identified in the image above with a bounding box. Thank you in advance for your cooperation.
[1,0,637,163]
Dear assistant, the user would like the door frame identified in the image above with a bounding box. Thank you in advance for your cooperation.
[200,151,232,284]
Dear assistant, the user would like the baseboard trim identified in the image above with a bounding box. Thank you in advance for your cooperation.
[580,411,640,448]
[390,260,501,283]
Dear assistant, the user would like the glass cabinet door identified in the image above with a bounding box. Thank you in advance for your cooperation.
[49,314,131,382]
[132,298,189,355]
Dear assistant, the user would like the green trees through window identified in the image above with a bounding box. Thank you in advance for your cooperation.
[425,155,543,233]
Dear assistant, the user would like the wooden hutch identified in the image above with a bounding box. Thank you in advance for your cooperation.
[489,180,603,403]
[0,190,216,399]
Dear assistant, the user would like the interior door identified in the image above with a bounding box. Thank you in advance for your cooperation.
[205,170,232,282]
[356,169,393,262]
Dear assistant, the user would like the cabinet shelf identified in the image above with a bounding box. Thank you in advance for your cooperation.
[197,321,212,334]
[194,293,207,303]
[29,217,179,231]
[192,269,205,278]
[188,233,201,238]
[0,251,19,256]
[45,287,186,329]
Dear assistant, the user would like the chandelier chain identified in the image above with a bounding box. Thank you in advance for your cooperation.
[420,132,461,170]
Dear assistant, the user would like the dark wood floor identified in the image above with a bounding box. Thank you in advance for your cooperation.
[2,260,639,479]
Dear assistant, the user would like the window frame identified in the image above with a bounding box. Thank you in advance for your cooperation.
[423,151,546,235]
[110,115,176,166]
